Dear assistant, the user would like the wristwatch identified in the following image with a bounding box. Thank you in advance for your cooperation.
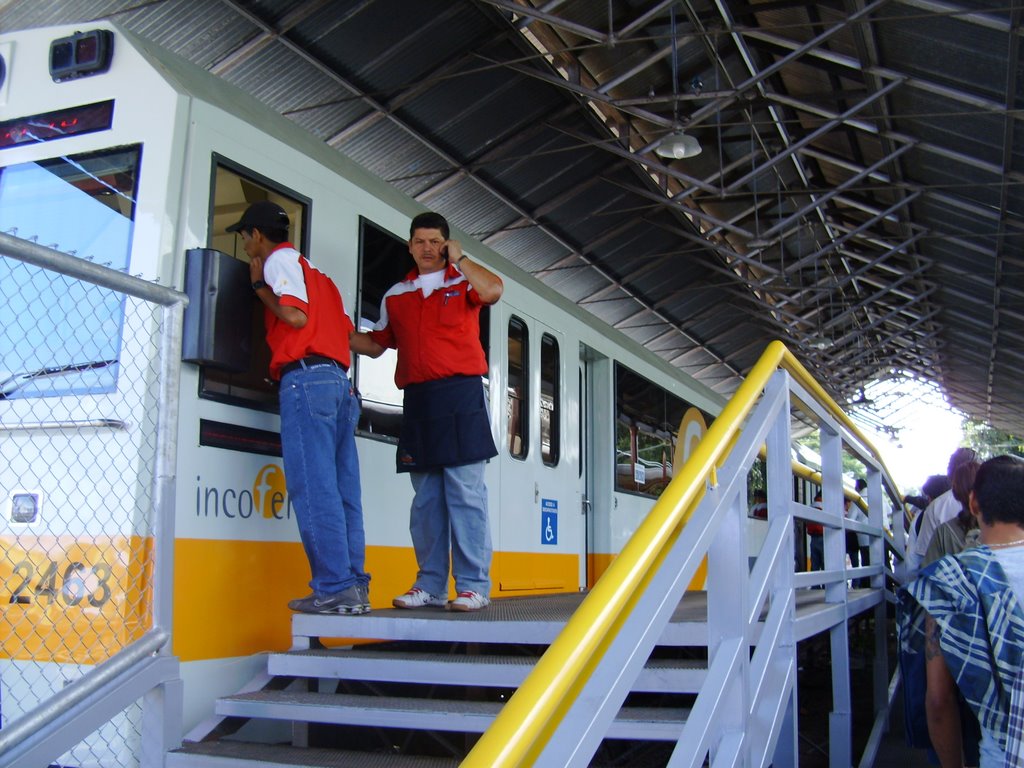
[251,279,267,291]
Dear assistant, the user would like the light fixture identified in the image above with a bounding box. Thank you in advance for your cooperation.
[655,130,702,159]
[10,492,41,524]
[656,8,701,161]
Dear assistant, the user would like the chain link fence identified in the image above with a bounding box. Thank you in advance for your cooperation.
[1,235,184,768]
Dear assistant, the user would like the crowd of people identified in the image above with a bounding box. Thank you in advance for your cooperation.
[899,447,1024,768]
[752,441,1024,767]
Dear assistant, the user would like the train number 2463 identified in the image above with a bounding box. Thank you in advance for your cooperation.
[7,560,114,607]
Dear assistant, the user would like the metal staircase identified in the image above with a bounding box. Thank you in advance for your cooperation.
[167,592,713,766]
[167,345,905,768]
[167,588,881,767]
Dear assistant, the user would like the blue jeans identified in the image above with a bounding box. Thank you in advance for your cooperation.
[279,363,367,595]
[809,534,824,571]
[409,462,491,596]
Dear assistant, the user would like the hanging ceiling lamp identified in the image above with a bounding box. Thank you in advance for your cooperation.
[656,130,702,159]
[655,6,701,161]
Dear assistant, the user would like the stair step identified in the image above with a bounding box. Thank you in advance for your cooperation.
[269,648,707,693]
[167,740,459,767]
[269,648,532,688]
[216,690,687,741]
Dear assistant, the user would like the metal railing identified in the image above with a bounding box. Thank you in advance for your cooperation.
[0,232,186,768]
[463,340,906,768]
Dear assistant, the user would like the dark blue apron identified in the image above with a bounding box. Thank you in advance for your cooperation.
[396,375,497,473]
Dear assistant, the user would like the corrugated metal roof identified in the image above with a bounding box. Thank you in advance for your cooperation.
[5,0,1023,436]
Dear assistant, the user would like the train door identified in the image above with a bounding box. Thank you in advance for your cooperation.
[495,309,582,593]
[578,353,591,589]
[579,344,614,589]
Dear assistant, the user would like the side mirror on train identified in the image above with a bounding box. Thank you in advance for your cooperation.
[182,248,251,372]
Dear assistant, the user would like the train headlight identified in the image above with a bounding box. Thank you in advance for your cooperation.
[49,29,113,82]
[10,492,40,524]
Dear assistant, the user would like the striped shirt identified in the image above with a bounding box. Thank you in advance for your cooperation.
[900,546,1024,767]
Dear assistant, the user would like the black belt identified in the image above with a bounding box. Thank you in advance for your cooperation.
[280,355,346,376]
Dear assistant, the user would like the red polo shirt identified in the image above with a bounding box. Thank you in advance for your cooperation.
[368,264,493,388]
[262,243,354,380]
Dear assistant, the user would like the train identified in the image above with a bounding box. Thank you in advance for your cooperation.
[0,21,780,766]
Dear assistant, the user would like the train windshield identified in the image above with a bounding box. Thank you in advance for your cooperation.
[0,146,140,399]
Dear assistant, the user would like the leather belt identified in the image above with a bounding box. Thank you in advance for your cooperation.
[280,355,346,377]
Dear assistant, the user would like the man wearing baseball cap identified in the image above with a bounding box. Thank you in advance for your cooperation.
[228,200,370,614]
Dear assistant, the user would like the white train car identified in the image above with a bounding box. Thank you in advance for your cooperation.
[0,22,727,763]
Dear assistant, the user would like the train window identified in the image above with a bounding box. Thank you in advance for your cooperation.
[479,305,490,367]
[507,316,528,459]
[0,146,140,399]
[479,304,491,400]
[614,364,689,497]
[578,366,584,479]
[201,161,308,410]
[540,333,560,466]
[355,218,410,439]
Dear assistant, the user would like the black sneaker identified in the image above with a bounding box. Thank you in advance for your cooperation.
[287,592,314,611]
[288,586,369,615]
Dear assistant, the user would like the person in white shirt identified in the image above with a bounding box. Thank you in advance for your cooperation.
[923,461,982,568]
[905,474,951,581]
[844,493,870,587]
[914,448,979,563]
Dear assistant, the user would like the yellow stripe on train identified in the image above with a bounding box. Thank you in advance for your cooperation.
[2,535,706,665]
[173,540,579,662]
[1,534,152,664]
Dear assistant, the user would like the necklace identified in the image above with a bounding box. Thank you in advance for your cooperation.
[987,537,1024,549]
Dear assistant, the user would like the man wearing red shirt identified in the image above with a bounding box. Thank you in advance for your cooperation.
[231,200,369,615]
[351,212,502,612]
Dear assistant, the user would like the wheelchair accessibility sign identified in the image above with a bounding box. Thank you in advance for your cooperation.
[541,499,558,545]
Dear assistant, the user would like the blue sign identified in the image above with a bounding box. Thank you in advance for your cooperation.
[541,498,558,546]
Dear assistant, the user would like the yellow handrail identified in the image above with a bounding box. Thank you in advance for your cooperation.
[462,340,902,767]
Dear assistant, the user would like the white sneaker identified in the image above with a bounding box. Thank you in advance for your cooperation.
[447,591,489,612]
[392,587,447,609]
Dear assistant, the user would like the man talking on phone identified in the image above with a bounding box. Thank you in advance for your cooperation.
[350,212,503,611]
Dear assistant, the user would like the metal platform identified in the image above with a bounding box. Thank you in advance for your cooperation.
[289,587,883,647]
